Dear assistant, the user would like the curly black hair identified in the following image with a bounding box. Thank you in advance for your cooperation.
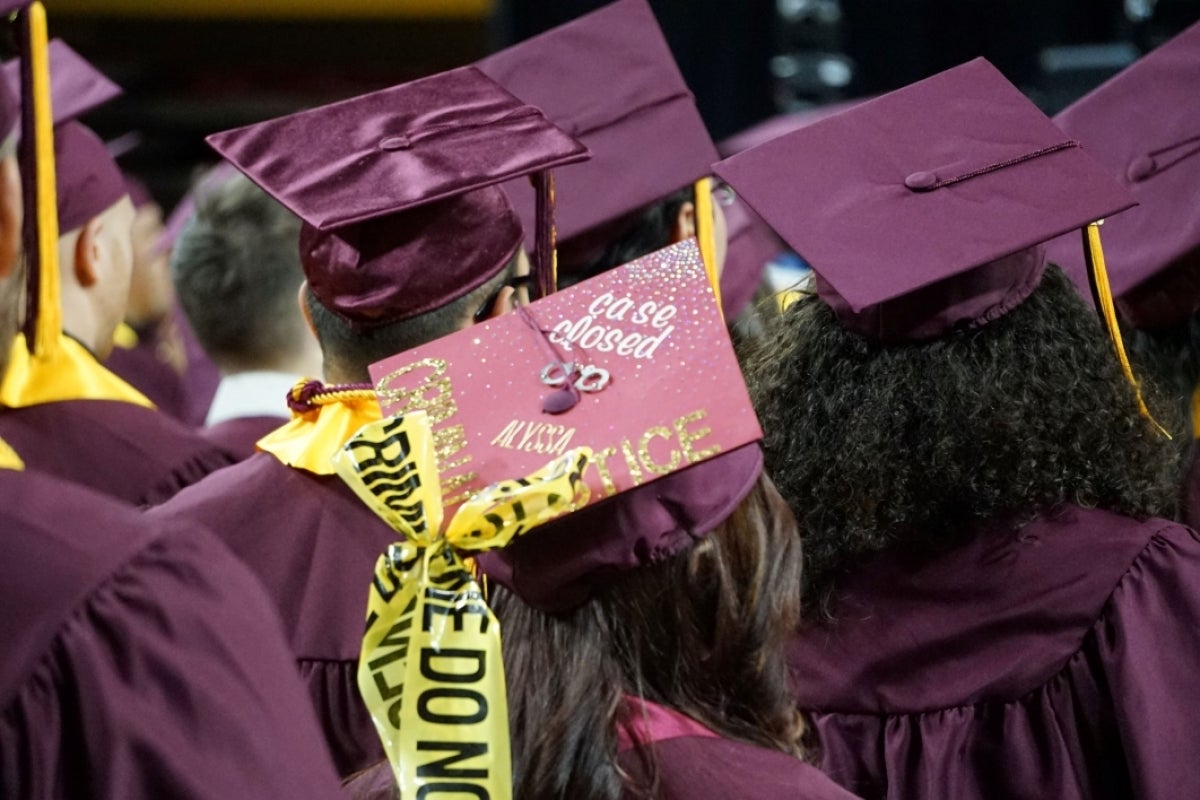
[746,265,1182,618]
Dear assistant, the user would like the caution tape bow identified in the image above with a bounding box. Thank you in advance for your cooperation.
[334,410,591,800]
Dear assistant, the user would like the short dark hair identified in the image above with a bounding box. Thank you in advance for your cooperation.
[746,265,1182,618]
[171,174,305,368]
[304,254,518,383]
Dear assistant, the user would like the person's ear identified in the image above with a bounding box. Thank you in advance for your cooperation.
[73,216,107,288]
[670,201,697,244]
[488,286,517,319]
[0,156,20,280]
[298,281,316,337]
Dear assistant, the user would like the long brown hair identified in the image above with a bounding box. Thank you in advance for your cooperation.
[492,472,806,800]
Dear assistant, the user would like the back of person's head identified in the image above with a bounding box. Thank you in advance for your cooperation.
[748,265,1181,618]
[302,255,519,384]
[172,173,307,372]
[559,186,694,287]
[490,471,805,800]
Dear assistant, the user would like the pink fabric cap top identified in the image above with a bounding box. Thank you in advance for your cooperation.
[713,58,1137,342]
[207,65,588,329]
[55,120,130,232]
[368,238,764,613]
[478,0,717,251]
[1044,20,1200,329]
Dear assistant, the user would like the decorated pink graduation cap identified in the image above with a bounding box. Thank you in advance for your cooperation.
[713,58,1137,343]
[207,66,588,330]
[357,238,765,614]
[342,238,763,796]
[1043,20,1200,330]
[477,0,722,285]
[2,39,122,127]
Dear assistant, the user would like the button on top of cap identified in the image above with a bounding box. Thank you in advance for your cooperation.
[379,135,411,151]
[1126,154,1157,183]
[904,170,939,191]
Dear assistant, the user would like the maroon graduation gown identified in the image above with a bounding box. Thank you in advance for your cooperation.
[789,505,1200,800]
[0,399,236,506]
[341,700,863,800]
[0,468,344,799]
[202,414,285,461]
[103,320,190,423]
[1179,445,1200,531]
[147,451,399,777]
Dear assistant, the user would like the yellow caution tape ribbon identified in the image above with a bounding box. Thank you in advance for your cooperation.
[335,411,591,800]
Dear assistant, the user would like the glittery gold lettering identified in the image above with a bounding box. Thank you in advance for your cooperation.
[374,358,447,410]
[675,410,720,463]
[586,446,619,497]
[489,420,521,449]
[639,427,680,475]
[550,429,575,457]
[620,439,644,486]
[434,424,472,473]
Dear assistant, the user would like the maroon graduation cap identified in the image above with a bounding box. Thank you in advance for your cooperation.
[714,58,1137,342]
[207,66,588,330]
[1044,20,1200,329]
[2,39,122,127]
[55,120,129,232]
[477,0,717,253]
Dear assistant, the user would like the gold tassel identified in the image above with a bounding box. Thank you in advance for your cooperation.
[1084,221,1170,438]
[28,2,60,358]
[693,177,724,320]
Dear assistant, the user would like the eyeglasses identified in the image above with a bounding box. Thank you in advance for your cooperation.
[473,273,535,322]
[711,179,737,208]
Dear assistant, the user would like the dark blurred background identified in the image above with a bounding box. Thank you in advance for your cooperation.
[31,0,1200,212]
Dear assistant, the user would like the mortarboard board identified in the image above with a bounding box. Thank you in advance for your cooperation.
[1044,20,1200,330]
[207,66,588,329]
[714,58,1137,343]
[714,101,866,320]
[477,0,723,289]
[2,39,122,127]
[337,237,764,798]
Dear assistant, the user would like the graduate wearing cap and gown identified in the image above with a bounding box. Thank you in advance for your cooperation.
[0,45,235,507]
[716,58,1200,800]
[147,66,588,778]
[159,160,241,427]
[170,172,320,461]
[331,236,859,800]
[0,7,344,798]
[1042,21,1200,531]
[477,0,754,319]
